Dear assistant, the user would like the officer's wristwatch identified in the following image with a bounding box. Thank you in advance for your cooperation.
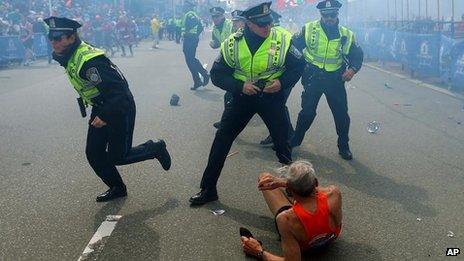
[256,250,264,260]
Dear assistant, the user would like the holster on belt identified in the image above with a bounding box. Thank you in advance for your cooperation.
[77,97,87,118]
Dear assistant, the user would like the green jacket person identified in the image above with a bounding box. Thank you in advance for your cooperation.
[45,17,171,202]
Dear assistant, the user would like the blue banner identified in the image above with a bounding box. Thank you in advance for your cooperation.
[0,36,25,62]
[391,32,416,66]
[377,29,395,61]
[439,35,456,82]
[32,33,50,57]
[450,41,464,91]
[411,34,440,76]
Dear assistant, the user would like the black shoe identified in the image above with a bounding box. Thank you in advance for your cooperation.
[189,189,218,205]
[96,186,127,202]
[213,121,221,129]
[202,73,210,86]
[339,148,353,160]
[260,135,273,146]
[190,84,201,90]
[152,139,171,170]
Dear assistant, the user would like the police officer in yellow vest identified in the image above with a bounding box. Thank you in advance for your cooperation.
[45,17,172,202]
[182,1,209,90]
[209,7,233,49]
[260,9,295,146]
[189,2,305,205]
[209,7,235,129]
[290,0,363,160]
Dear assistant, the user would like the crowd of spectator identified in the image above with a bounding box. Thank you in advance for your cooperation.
[0,0,158,65]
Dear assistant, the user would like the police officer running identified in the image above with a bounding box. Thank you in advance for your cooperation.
[182,1,210,90]
[209,7,235,129]
[189,2,305,205]
[45,17,172,202]
[290,0,363,160]
[209,7,233,49]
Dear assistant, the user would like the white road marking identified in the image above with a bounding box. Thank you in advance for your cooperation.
[365,63,461,99]
[77,215,122,261]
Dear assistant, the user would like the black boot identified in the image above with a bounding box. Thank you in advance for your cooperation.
[189,188,218,205]
[213,121,221,129]
[190,84,201,90]
[338,145,353,160]
[96,185,127,202]
[150,139,171,170]
[202,73,210,86]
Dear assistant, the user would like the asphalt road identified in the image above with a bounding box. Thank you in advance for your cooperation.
[0,39,463,261]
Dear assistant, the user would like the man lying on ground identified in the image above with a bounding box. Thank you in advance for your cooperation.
[240,160,342,260]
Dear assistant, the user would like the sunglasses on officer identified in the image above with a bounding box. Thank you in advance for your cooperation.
[321,12,339,19]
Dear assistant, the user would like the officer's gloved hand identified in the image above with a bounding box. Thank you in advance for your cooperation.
[242,82,261,96]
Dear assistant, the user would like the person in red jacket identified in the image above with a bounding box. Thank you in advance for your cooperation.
[240,160,342,260]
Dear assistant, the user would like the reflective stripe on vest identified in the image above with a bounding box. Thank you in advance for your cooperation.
[65,42,105,106]
[182,11,199,34]
[303,20,353,72]
[221,28,291,82]
[213,19,233,43]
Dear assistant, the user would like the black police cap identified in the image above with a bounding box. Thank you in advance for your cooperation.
[210,7,225,16]
[316,0,342,14]
[231,10,245,21]
[44,16,81,32]
[242,2,273,24]
[270,10,281,21]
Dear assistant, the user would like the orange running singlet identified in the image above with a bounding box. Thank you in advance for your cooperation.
[292,191,342,250]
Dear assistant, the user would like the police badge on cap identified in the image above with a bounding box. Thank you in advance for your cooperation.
[210,7,225,16]
[316,0,342,14]
[242,2,273,24]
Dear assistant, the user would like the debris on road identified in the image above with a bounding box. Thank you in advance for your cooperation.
[384,83,393,89]
[227,151,239,158]
[367,121,380,134]
[211,209,225,216]
[170,94,180,106]
[416,218,421,222]
[447,231,455,238]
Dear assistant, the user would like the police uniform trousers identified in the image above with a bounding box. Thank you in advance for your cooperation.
[283,87,294,139]
[182,34,208,86]
[86,99,157,188]
[200,92,292,190]
[292,70,350,149]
